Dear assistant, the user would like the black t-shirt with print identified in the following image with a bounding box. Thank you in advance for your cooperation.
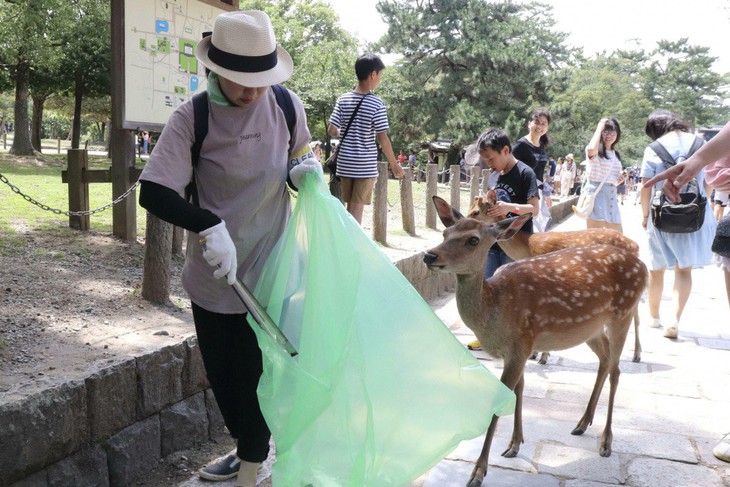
[512,137,547,183]
[489,160,539,253]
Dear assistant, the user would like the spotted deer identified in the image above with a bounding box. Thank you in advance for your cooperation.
[434,193,644,363]
[423,200,648,487]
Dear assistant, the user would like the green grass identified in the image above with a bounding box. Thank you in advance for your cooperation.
[0,155,148,237]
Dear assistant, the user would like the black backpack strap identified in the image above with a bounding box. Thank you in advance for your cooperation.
[271,84,296,143]
[649,140,676,169]
[186,91,209,206]
[687,135,704,158]
[650,136,705,170]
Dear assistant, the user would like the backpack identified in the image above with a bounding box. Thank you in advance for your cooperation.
[649,136,706,233]
[185,85,297,206]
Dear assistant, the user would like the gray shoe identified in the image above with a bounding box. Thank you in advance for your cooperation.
[199,449,240,481]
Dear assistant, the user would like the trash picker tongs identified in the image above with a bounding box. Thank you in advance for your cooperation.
[230,277,299,357]
[201,239,298,357]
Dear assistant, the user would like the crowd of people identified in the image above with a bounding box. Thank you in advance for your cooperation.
[133,9,730,484]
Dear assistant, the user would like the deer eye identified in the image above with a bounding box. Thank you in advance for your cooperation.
[468,237,480,246]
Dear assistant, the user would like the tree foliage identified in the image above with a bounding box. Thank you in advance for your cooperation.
[239,0,360,149]
[375,0,572,150]
[0,0,68,154]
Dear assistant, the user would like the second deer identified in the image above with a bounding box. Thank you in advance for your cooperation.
[424,201,648,487]
[434,192,644,363]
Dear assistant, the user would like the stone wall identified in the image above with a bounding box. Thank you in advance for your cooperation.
[2,254,453,487]
[1,338,224,487]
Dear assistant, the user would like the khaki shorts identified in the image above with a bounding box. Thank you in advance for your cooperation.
[341,177,377,204]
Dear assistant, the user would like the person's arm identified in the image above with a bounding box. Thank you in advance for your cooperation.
[640,177,653,230]
[327,124,340,137]
[139,180,221,232]
[645,121,730,200]
[376,131,404,178]
[586,118,608,159]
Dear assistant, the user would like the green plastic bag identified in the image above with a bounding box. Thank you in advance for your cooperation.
[249,172,515,486]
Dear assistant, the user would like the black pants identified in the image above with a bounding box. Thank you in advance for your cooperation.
[192,302,270,462]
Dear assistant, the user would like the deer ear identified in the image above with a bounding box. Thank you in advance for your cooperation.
[432,196,464,227]
[486,189,497,205]
[493,213,532,241]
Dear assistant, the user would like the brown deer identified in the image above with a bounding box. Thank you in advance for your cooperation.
[433,193,644,363]
[423,200,648,487]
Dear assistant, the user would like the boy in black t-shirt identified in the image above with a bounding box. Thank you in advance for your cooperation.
[476,128,540,277]
[466,128,539,351]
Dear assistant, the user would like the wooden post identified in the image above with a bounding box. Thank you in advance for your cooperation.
[426,163,438,230]
[372,161,388,245]
[470,166,481,202]
[450,165,460,212]
[141,214,173,304]
[66,149,90,231]
[57,139,61,154]
[110,0,137,241]
[400,168,415,235]
[2,133,6,149]
[482,169,490,194]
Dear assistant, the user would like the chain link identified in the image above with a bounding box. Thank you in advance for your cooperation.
[0,172,140,217]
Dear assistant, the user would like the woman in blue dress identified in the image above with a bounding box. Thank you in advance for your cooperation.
[640,109,717,339]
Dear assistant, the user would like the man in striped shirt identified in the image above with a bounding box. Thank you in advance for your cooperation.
[328,53,404,224]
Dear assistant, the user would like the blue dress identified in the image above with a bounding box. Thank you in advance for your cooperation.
[640,131,717,270]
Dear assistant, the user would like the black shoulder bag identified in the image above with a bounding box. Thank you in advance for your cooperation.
[649,136,706,233]
[325,93,370,176]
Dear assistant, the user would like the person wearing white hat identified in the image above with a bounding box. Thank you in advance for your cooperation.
[138,10,321,487]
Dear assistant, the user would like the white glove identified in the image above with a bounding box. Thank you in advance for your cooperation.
[290,157,324,189]
[199,221,237,285]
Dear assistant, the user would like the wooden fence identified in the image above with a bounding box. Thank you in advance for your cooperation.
[369,162,490,245]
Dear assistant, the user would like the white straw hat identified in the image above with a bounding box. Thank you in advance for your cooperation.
[195,10,293,87]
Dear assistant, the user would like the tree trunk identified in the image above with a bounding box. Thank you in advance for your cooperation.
[9,62,35,156]
[31,95,45,153]
[71,72,84,149]
[141,213,173,305]
[171,226,184,258]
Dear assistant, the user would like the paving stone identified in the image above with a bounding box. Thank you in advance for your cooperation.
[626,456,726,487]
[564,480,622,487]
[446,434,537,473]
[694,436,730,468]
[537,444,624,484]
[423,460,559,487]
[182,337,209,397]
[610,427,696,463]
[696,338,730,350]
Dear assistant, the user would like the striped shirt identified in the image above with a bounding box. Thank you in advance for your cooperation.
[329,91,390,178]
[585,148,622,184]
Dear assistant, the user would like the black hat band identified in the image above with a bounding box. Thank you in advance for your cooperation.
[208,43,278,73]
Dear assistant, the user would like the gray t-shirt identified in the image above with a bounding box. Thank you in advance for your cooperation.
[140,88,311,313]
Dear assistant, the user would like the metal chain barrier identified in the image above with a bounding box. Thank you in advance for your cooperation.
[0,172,140,217]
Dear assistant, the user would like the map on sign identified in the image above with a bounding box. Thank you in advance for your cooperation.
[123,0,230,129]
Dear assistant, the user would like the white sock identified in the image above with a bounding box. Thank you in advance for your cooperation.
[235,461,260,487]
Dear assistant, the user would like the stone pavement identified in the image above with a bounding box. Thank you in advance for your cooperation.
[182,199,730,487]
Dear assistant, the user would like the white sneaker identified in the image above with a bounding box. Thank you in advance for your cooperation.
[234,460,261,487]
[664,323,679,339]
[648,318,662,329]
